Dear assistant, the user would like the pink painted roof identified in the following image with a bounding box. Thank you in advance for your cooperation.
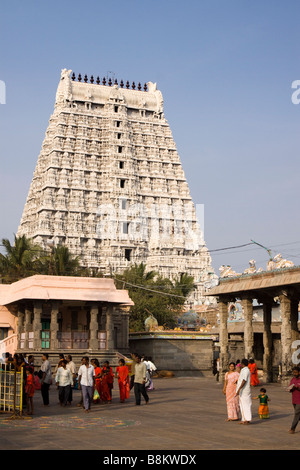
[0,275,134,306]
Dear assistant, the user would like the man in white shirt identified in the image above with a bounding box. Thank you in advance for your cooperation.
[236,358,252,424]
[134,355,149,405]
[78,356,95,412]
[66,354,77,405]
[55,359,73,406]
[143,356,156,390]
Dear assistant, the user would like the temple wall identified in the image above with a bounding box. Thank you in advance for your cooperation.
[129,332,216,376]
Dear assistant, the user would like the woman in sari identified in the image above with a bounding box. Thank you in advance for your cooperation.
[115,359,130,403]
[103,361,114,400]
[101,362,114,403]
[248,359,260,386]
[91,359,102,403]
[223,362,240,421]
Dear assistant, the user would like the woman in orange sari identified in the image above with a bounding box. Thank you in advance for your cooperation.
[115,359,130,403]
[248,359,260,386]
[223,362,240,421]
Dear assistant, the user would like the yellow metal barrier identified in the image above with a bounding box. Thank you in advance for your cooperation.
[0,364,24,418]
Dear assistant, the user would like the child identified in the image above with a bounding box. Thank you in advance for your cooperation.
[25,368,35,415]
[34,371,41,390]
[253,387,270,419]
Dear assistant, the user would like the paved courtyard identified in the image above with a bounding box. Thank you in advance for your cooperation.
[0,375,298,451]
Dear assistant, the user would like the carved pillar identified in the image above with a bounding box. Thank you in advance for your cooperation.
[106,304,115,350]
[262,300,273,383]
[17,308,24,350]
[50,301,59,350]
[33,301,42,350]
[89,303,99,350]
[279,293,293,381]
[218,300,229,382]
[24,305,32,349]
[241,298,254,359]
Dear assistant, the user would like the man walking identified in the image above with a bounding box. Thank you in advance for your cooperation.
[236,358,252,424]
[55,359,73,406]
[78,356,95,412]
[287,366,300,434]
[134,354,149,406]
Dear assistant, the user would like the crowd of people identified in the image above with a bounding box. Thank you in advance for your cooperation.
[1,351,157,415]
[222,357,300,433]
[2,351,299,434]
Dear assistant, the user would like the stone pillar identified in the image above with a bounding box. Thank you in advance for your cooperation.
[33,301,43,350]
[241,298,254,359]
[117,307,129,351]
[122,310,130,350]
[262,300,273,383]
[106,304,115,350]
[89,303,99,350]
[279,293,294,381]
[218,300,229,382]
[24,306,32,349]
[17,308,24,350]
[50,301,59,350]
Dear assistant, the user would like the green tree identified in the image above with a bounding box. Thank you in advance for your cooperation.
[0,235,86,281]
[115,263,195,331]
[38,244,84,276]
[0,234,43,282]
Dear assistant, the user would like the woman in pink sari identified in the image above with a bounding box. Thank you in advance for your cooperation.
[223,362,240,421]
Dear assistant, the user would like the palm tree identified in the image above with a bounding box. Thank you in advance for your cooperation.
[116,262,157,287]
[50,245,83,276]
[114,263,194,331]
[0,235,86,282]
[0,234,43,282]
[174,272,195,298]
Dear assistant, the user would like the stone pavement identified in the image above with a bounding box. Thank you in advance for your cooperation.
[0,376,298,451]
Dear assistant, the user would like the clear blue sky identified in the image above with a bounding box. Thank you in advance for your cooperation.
[1,0,300,274]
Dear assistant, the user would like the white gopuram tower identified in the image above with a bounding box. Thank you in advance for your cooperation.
[17,69,215,304]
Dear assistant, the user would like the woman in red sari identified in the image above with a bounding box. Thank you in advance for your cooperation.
[248,359,260,386]
[115,359,130,403]
[102,361,114,401]
[91,359,102,403]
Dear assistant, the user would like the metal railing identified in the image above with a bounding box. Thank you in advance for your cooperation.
[0,363,24,417]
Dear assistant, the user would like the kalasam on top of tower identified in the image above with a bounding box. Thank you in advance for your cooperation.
[17,68,215,305]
